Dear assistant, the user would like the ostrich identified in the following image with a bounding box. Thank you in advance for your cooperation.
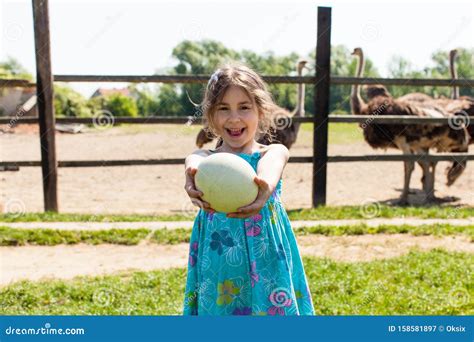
[195,60,308,149]
[350,47,469,204]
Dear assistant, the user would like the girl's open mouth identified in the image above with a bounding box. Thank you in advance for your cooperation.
[226,128,245,137]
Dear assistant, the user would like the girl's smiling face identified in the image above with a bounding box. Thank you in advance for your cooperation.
[213,85,260,151]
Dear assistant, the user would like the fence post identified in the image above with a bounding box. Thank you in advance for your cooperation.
[32,0,58,212]
[312,6,332,207]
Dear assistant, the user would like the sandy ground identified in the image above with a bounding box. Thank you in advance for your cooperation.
[1,234,472,287]
[1,124,473,214]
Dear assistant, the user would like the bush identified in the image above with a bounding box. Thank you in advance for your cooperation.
[54,85,92,117]
[95,93,138,117]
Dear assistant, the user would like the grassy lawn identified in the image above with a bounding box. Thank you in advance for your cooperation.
[1,223,472,246]
[1,249,471,315]
[300,122,363,145]
[109,122,363,143]
[286,205,474,221]
[1,205,473,223]
[115,123,201,136]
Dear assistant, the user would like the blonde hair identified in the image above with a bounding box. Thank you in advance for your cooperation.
[202,62,277,141]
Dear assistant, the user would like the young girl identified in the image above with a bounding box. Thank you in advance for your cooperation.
[183,63,314,316]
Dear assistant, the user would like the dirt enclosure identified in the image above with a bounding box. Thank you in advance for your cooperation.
[1,123,473,214]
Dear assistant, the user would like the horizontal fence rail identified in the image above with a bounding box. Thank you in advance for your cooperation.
[51,75,474,87]
[2,153,474,169]
[2,115,473,125]
[0,79,36,87]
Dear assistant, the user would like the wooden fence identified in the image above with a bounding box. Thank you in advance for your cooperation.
[1,4,473,211]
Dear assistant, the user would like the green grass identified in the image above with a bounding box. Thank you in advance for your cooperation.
[300,122,363,144]
[1,249,471,315]
[1,224,472,246]
[116,123,201,136]
[287,205,474,220]
[0,227,151,246]
[2,205,473,223]
[296,223,474,241]
[0,212,193,223]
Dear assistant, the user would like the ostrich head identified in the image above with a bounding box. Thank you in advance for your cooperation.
[293,59,309,118]
[350,47,366,115]
[297,60,308,74]
[449,49,458,61]
[351,47,363,58]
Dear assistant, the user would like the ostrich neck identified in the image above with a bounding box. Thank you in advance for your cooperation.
[294,82,305,118]
[351,52,366,114]
[450,54,459,99]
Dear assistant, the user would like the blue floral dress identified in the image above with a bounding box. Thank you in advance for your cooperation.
[182,151,315,315]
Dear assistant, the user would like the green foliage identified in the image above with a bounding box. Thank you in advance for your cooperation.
[97,93,138,117]
[1,45,472,119]
[387,48,474,99]
[0,227,150,246]
[0,57,33,81]
[128,85,160,116]
[54,84,92,117]
[156,84,183,116]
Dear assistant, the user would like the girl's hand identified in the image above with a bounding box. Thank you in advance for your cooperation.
[226,176,273,219]
[184,167,214,212]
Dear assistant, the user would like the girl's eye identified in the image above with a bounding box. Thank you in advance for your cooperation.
[241,106,251,110]
[218,107,229,111]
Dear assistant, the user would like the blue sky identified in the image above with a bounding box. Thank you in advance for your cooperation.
[1,0,472,97]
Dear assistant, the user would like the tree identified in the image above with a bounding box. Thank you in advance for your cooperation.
[0,57,33,81]
[431,48,474,98]
[171,40,241,116]
[128,84,160,116]
[387,55,433,98]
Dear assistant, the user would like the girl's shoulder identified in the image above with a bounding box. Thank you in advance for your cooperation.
[258,143,288,158]
[189,149,213,158]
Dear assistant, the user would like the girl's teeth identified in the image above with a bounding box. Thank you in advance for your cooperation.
[227,128,244,136]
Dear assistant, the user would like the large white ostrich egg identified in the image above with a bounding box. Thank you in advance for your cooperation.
[195,152,258,213]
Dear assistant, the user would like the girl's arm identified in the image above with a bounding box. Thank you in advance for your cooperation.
[227,144,289,218]
[184,150,212,211]
[256,144,289,192]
